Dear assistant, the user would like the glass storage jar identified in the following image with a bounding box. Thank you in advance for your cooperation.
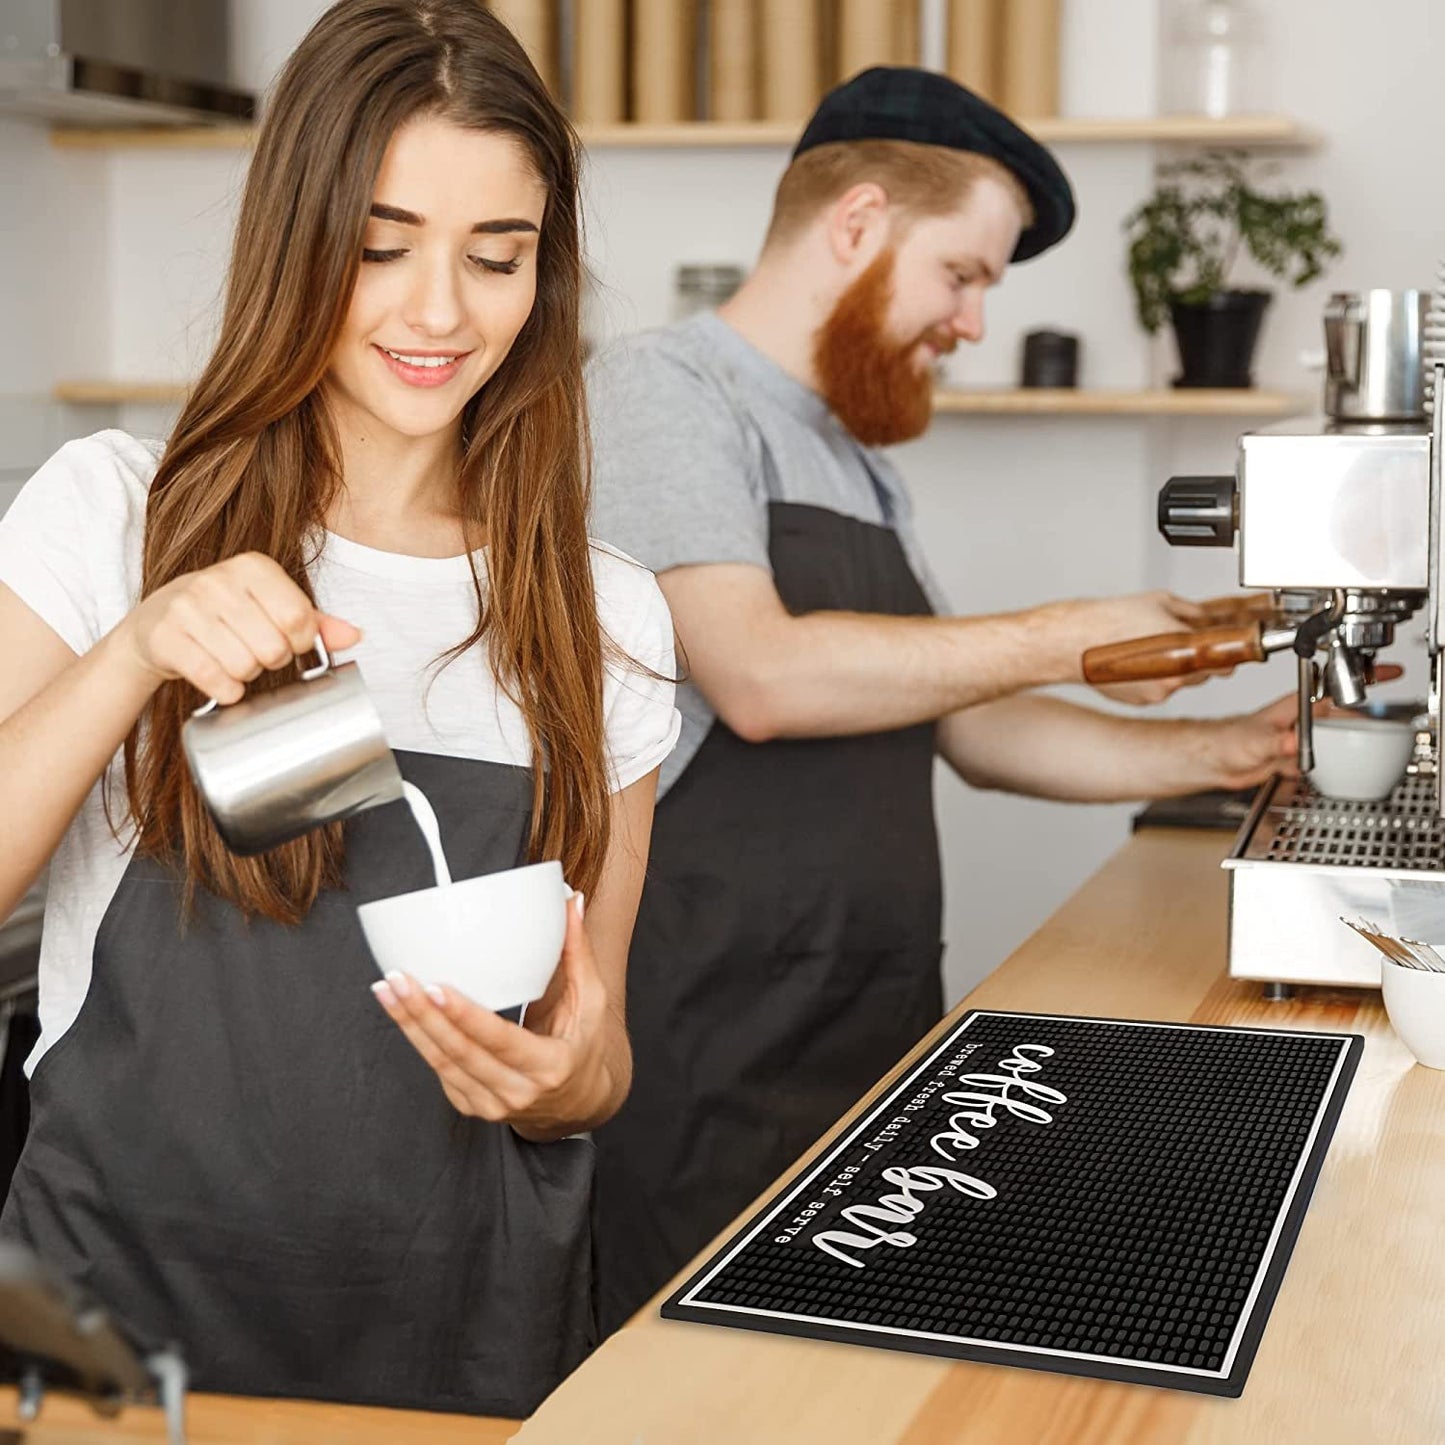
[1161,0,1263,118]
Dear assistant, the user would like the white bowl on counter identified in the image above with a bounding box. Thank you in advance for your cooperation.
[1379,954,1445,1069]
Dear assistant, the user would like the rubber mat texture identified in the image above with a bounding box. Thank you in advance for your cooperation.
[663,1011,1361,1396]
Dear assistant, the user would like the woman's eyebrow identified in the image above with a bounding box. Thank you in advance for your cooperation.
[471,218,539,235]
[369,202,423,225]
[368,202,538,235]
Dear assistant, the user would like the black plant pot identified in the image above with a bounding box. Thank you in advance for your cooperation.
[1169,290,1272,388]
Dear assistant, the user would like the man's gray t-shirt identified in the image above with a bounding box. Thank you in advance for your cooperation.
[587,311,950,796]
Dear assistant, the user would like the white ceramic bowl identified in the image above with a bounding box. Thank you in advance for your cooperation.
[1308,715,1416,801]
[1380,954,1445,1069]
[357,860,570,1011]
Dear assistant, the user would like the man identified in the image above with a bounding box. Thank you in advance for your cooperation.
[585,67,1295,1334]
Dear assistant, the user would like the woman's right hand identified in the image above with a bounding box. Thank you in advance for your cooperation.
[114,551,361,704]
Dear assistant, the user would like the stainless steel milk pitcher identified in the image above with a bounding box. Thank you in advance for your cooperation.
[1323,289,1429,422]
[181,640,404,856]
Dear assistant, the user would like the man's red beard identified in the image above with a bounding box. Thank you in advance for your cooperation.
[812,249,952,447]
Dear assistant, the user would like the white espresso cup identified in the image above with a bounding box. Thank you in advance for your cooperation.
[357,860,571,1011]
[1308,714,1417,802]
[1379,954,1445,1069]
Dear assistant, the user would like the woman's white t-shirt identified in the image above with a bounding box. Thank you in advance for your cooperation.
[0,430,680,1071]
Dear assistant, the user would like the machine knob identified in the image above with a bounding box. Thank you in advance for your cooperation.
[1157,475,1238,547]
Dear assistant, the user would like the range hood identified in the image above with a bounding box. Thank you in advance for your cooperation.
[0,0,253,126]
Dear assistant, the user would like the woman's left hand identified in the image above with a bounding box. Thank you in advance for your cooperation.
[371,892,627,1142]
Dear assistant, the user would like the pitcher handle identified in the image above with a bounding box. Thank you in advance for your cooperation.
[190,637,334,718]
[299,637,332,682]
[1324,308,1362,384]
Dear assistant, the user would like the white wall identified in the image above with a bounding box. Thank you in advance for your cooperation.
[0,118,113,506]
[5,0,1444,1001]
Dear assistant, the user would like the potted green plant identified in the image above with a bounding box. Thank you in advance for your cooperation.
[1124,151,1343,388]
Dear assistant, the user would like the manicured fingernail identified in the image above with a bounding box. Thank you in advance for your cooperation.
[574,892,586,920]
[371,980,397,1008]
[425,984,447,1007]
[386,970,412,999]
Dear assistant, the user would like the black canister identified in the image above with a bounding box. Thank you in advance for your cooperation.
[1020,329,1080,387]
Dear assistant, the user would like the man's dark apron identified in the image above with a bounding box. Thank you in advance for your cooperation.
[2,751,592,1418]
[593,498,945,1335]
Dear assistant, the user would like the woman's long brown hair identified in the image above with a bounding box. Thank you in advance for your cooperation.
[124,0,609,924]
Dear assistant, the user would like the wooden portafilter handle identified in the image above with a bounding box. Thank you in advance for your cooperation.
[1082,623,1267,685]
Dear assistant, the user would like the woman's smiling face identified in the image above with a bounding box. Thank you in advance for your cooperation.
[326,115,548,446]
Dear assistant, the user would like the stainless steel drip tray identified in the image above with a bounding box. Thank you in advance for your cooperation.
[1223,775,1445,987]
[1236,774,1445,870]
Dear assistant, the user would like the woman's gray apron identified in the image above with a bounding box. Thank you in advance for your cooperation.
[593,496,944,1335]
[2,752,592,1417]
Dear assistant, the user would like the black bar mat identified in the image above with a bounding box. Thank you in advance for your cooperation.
[663,1011,1361,1397]
[1130,786,1259,832]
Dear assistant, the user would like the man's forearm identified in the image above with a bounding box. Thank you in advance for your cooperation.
[936,694,1245,803]
[660,563,1201,742]
[737,603,1091,740]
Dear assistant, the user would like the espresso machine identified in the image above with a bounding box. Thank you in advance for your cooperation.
[1085,286,1445,991]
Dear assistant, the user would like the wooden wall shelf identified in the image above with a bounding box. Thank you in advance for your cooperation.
[577,115,1321,149]
[54,382,189,405]
[49,115,1320,152]
[932,388,1304,417]
[54,382,1304,419]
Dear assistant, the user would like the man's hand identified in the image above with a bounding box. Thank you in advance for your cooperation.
[1197,667,1409,786]
[1079,590,1207,642]
[1200,694,1300,790]
[1074,591,1232,706]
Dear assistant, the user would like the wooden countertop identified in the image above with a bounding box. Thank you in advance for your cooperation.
[514,829,1445,1445]
[0,1389,518,1444]
[3,829,1440,1442]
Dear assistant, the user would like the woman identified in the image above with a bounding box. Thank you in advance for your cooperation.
[0,0,677,1418]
